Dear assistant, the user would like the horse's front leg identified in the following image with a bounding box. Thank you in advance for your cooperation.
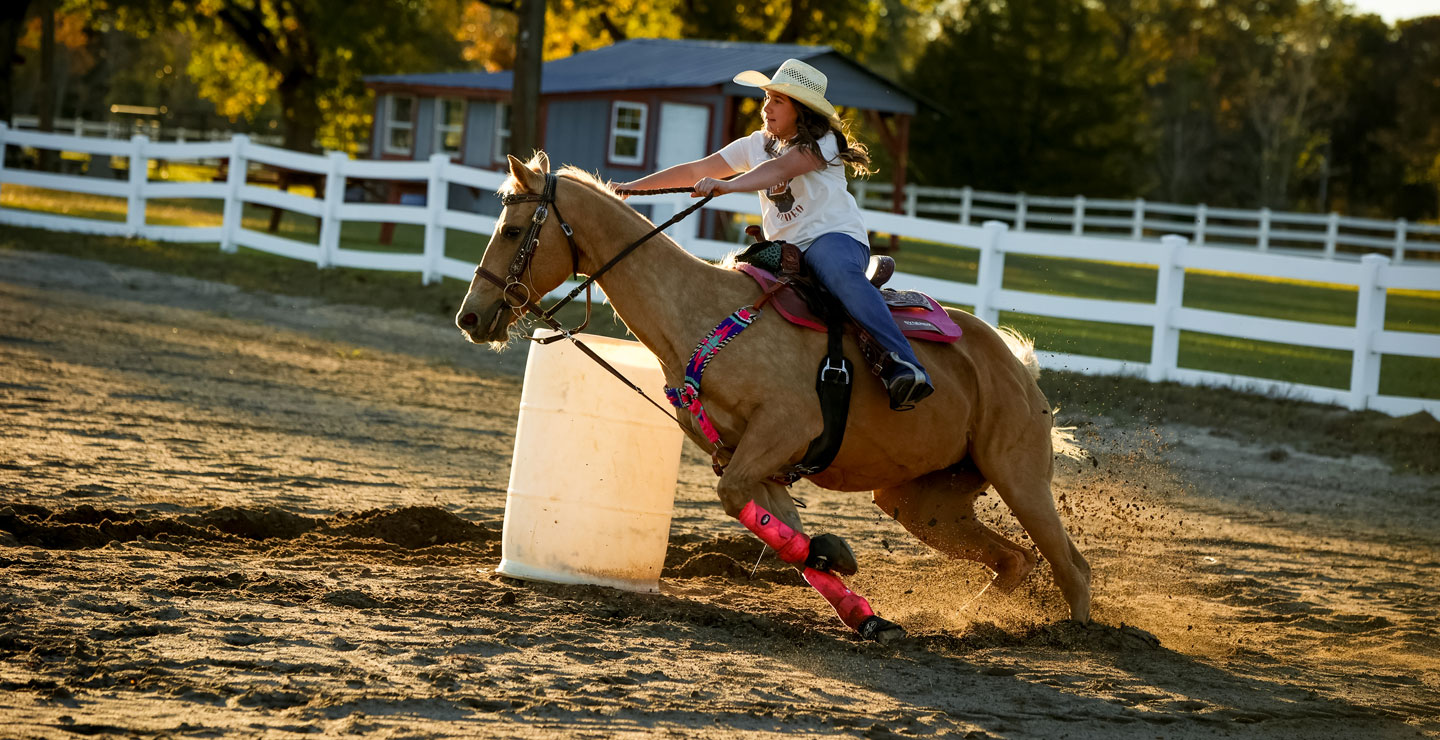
[716,424,905,643]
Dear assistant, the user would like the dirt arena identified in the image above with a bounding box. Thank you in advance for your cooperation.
[1,247,1437,739]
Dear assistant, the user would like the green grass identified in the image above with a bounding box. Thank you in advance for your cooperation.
[4,184,1438,400]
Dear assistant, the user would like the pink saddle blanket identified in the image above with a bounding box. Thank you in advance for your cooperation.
[736,263,962,343]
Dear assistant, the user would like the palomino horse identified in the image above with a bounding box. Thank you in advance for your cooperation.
[456,154,1091,634]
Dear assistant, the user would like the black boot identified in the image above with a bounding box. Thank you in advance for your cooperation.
[880,353,934,411]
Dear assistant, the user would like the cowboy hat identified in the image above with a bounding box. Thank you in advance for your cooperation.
[734,59,843,130]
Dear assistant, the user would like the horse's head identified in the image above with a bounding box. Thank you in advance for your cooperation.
[456,151,579,346]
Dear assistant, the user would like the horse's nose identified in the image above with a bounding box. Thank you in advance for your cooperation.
[457,312,479,330]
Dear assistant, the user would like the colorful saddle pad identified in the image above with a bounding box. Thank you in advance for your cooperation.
[735,263,962,343]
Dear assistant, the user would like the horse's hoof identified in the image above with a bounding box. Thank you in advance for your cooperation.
[858,616,906,643]
[806,533,858,576]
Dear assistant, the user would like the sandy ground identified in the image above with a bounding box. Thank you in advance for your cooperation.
[1,247,1437,739]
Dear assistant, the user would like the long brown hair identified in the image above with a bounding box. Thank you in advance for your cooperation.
[763,95,873,178]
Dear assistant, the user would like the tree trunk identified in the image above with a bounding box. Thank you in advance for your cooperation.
[0,0,34,137]
[38,0,55,170]
[510,0,544,159]
[277,71,321,152]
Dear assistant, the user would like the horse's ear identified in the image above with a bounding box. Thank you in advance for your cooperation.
[531,151,550,173]
[507,154,544,193]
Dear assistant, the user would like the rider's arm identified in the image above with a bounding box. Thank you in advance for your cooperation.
[614,153,738,192]
[694,146,823,197]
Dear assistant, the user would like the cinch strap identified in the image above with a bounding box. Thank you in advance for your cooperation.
[664,306,761,449]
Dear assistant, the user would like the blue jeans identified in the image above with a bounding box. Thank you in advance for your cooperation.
[804,233,924,369]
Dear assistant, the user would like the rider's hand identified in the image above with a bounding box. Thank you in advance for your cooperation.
[692,177,727,198]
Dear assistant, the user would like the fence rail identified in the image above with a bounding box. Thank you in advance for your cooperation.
[853,182,1440,263]
[9,114,282,146]
[2,124,1437,418]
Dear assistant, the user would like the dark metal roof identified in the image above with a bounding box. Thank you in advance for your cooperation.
[365,38,922,113]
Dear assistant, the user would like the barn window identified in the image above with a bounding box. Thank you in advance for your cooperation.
[608,101,647,166]
[435,98,465,155]
[383,95,416,155]
[493,103,511,163]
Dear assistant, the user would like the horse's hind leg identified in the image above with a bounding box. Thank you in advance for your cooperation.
[978,430,1092,623]
[874,463,1036,592]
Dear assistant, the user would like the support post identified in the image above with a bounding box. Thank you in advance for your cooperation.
[1348,254,1389,411]
[0,123,8,202]
[1394,218,1407,262]
[423,153,450,285]
[220,134,250,253]
[126,134,148,237]
[1324,211,1340,259]
[1072,195,1085,235]
[1015,193,1027,231]
[960,186,973,225]
[1195,203,1207,246]
[1257,208,1271,251]
[973,221,1008,325]
[317,151,348,269]
[1149,235,1188,383]
[1131,197,1145,240]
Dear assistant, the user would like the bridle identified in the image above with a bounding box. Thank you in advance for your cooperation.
[473,172,711,346]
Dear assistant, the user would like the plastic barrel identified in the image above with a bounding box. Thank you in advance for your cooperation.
[496,329,683,593]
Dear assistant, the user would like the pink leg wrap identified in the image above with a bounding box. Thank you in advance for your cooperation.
[736,500,879,634]
[803,567,876,631]
[737,500,810,565]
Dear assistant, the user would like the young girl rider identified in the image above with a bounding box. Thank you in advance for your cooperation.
[613,59,933,410]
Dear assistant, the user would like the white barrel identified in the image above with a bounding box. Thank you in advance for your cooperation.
[496,329,683,593]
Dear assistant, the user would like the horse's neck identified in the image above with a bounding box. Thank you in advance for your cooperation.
[569,191,746,373]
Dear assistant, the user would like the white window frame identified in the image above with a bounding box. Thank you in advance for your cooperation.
[383,94,416,155]
[492,102,511,164]
[434,97,466,156]
[608,101,647,166]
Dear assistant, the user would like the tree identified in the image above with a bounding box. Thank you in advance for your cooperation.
[903,0,1147,196]
[0,0,36,130]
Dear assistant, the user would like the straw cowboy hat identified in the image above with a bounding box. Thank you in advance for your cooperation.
[734,59,844,130]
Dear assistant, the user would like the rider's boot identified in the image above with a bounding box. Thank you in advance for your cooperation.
[881,352,934,411]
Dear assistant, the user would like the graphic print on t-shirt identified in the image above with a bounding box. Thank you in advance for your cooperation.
[765,181,805,222]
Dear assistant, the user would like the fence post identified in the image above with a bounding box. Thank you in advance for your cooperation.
[422,153,450,285]
[1194,203,1207,246]
[1130,198,1145,239]
[220,134,249,253]
[1149,235,1187,384]
[317,151,348,269]
[1324,212,1340,259]
[853,180,868,209]
[973,221,1008,325]
[1072,195,1085,235]
[666,194,699,250]
[126,134,149,238]
[1348,254,1389,411]
[960,186,973,225]
[1394,218,1407,262]
[1015,193,1027,231]
[1257,208,1271,251]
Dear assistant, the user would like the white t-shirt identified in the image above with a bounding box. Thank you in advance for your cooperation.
[718,130,870,250]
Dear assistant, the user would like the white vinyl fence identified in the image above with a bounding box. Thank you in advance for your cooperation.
[10,114,282,146]
[2,124,1438,418]
[853,182,1440,263]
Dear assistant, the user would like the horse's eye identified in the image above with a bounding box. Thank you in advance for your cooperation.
[502,226,522,239]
